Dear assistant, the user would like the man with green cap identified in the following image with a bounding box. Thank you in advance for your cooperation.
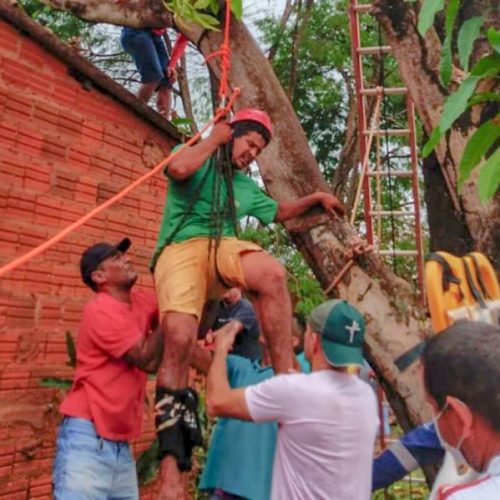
[206,299,379,500]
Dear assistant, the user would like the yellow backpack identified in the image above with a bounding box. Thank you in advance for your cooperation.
[425,251,500,333]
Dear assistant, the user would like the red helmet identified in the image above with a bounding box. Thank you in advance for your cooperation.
[230,108,273,138]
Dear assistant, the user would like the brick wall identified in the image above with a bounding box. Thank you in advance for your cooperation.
[0,17,178,499]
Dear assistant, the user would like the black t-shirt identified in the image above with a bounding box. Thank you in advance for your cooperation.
[212,298,261,361]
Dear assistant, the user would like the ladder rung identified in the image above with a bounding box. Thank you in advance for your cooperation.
[368,170,413,178]
[379,250,419,257]
[361,87,408,96]
[358,45,392,55]
[354,4,373,12]
[363,129,411,136]
[370,210,416,217]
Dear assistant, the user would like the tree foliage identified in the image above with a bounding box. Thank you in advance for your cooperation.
[419,1,500,202]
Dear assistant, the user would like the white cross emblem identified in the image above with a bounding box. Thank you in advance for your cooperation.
[345,320,361,343]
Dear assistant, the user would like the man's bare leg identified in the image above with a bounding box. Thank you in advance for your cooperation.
[240,251,295,373]
[157,87,172,118]
[156,312,198,500]
[137,81,157,104]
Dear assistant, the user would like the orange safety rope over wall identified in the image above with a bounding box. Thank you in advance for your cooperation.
[0,0,239,280]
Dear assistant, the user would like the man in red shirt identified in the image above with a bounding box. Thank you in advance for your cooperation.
[52,238,164,499]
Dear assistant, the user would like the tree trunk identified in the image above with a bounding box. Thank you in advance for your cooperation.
[373,0,500,273]
[36,0,432,430]
[423,151,475,255]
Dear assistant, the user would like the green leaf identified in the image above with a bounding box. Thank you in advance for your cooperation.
[190,10,220,30]
[209,0,219,15]
[487,27,500,54]
[194,0,211,9]
[65,331,76,368]
[440,0,460,86]
[478,147,500,202]
[458,116,500,189]
[171,117,194,126]
[439,76,480,132]
[231,0,243,20]
[40,378,73,389]
[440,39,453,86]
[457,17,484,71]
[468,92,500,106]
[421,126,442,158]
[418,0,444,36]
[470,53,500,77]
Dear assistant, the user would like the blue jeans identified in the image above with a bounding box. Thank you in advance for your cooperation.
[120,27,171,88]
[52,417,138,500]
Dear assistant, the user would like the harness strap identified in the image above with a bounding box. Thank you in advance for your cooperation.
[462,258,487,309]
[428,253,464,299]
[467,253,491,300]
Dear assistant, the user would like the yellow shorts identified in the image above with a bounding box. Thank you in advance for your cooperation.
[154,237,263,321]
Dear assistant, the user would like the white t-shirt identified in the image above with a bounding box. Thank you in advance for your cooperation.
[440,455,500,499]
[245,369,378,500]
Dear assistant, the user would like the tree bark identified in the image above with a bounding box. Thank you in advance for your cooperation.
[423,150,475,255]
[373,0,500,273]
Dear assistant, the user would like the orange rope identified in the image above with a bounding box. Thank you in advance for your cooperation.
[204,0,232,102]
[0,90,240,279]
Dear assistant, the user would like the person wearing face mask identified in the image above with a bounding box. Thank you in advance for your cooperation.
[422,321,500,499]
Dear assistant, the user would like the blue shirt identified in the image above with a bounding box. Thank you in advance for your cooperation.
[199,353,310,499]
[372,421,443,491]
[213,298,261,361]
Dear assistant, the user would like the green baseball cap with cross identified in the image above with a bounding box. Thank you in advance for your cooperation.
[308,299,365,367]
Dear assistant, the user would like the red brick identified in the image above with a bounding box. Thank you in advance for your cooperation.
[41,135,67,160]
[16,129,44,157]
[33,101,60,128]
[19,39,47,69]
[53,79,79,107]
[58,114,83,136]
[3,96,33,122]
[0,24,20,55]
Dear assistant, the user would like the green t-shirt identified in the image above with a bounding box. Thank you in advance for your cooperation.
[151,150,278,268]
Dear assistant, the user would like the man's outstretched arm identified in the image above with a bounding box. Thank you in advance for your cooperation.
[275,191,344,222]
[206,327,251,421]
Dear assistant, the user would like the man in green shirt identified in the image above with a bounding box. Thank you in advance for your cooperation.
[152,109,343,499]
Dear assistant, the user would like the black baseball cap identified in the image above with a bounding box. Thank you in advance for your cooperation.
[80,238,131,291]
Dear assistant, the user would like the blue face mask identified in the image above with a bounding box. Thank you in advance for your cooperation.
[433,402,470,473]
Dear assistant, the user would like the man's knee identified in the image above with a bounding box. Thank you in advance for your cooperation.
[162,313,197,355]
[254,257,287,292]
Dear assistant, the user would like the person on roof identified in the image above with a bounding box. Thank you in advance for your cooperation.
[150,109,344,498]
[52,238,163,500]
[422,321,500,500]
[121,28,188,118]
